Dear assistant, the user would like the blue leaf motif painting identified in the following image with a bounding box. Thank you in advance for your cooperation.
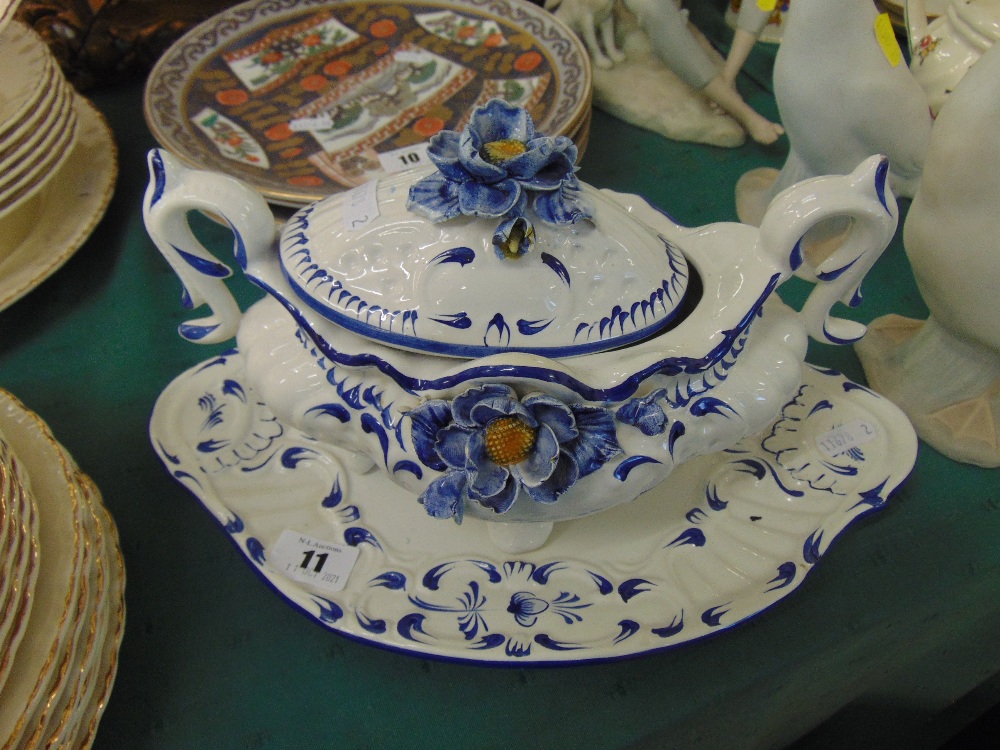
[306,403,351,423]
[344,527,381,550]
[223,514,244,534]
[615,620,641,643]
[356,612,386,634]
[666,528,707,548]
[618,579,653,603]
[652,612,684,638]
[431,313,473,330]
[430,246,475,266]
[472,633,507,650]
[312,596,344,624]
[508,592,550,627]
[767,562,798,592]
[281,447,318,469]
[534,634,583,651]
[397,613,430,642]
[613,455,661,482]
[370,571,407,590]
[245,537,265,565]
[174,245,232,278]
[701,604,730,627]
[196,437,229,453]
[540,252,571,287]
[321,476,343,508]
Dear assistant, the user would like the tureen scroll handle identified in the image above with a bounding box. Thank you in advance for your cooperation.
[758,155,898,345]
[142,149,276,344]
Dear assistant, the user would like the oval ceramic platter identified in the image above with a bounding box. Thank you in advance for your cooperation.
[150,351,918,665]
[144,0,591,207]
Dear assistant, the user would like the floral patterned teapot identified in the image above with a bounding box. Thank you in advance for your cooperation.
[144,100,897,551]
[906,0,1000,115]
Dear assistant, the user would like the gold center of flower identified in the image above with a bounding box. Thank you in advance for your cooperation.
[482,139,527,164]
[484,416,537,466]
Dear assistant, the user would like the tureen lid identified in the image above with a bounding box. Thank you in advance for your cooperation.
[278,100,690,358]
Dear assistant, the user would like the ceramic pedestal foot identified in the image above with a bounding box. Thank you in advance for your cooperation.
[486,521,555,554]
[855,314,1000,467]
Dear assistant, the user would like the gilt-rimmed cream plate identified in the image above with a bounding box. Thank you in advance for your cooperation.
[0,440,36,632]
[36,466,105,749]
[0,390,86,746]
[0,86,78,216]
[0,55,59,146]
[144,0,590,207]
[0,74,74,184]
[0,21,53,133]
[0,94,117,312]
[70,480,124,750]
[19,481,93,749]
[150,353,917,664]
[0,0,24,37]
[0,52,60,145]
[0,441,39,691]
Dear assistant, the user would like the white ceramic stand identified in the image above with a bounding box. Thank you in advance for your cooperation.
[856,43,1000,467]
[150,352,918,663]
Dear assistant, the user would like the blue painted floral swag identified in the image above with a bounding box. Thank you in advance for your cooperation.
[408,384,621,522]
[406,99,594,259]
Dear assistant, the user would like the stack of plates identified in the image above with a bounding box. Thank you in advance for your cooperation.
[0,19,117,312]
[0,389,125,749]
[145,0,592,209]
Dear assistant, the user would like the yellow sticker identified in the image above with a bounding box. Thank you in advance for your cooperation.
[757,0,778,11]
[875,13,903,67]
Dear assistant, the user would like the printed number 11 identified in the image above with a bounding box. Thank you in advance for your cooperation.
[300,549,328,573]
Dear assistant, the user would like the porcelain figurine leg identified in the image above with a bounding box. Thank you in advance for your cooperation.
[487,521,555,554]
[624,0,784,145]
[721,2,771,87]
[589,5,746,147]
[856,316,1000,467]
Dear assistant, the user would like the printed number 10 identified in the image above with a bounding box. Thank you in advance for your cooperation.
[300,549,328,573]
[398,152,421,166]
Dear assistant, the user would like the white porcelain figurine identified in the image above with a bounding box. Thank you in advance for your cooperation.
[583,0,782,147]
[855,41,1000,468]
[544,0,625,70]
[736,0,933,226]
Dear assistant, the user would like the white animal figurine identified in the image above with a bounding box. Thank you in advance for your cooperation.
[736,0,932,224]
[855,41,1000,468]
[545,0,625,70]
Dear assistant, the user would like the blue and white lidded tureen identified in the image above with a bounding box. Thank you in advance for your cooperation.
[144,100,897,551]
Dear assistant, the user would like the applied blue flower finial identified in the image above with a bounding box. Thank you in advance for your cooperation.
[406,99,594,260]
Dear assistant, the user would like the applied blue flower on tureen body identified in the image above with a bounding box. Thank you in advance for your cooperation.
[408,384,621,522]
[406,99,594,260]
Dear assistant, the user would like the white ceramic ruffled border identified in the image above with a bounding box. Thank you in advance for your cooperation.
[150,352,917,664]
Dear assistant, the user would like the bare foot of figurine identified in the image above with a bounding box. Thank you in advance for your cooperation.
[703,76,784,145]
